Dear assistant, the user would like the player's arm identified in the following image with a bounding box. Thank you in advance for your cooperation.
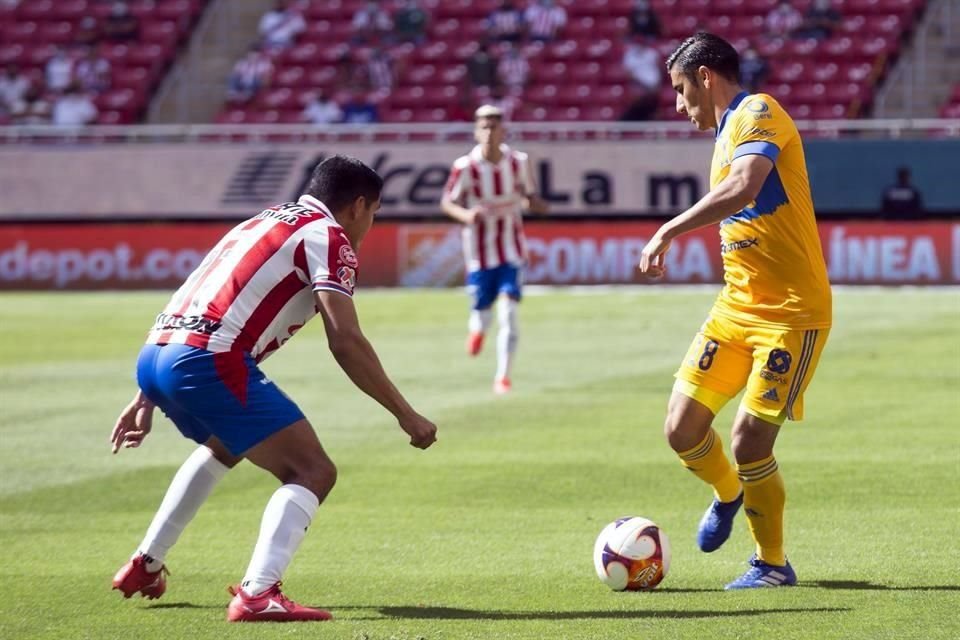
[314,290,437,449]
[520,157,548,214]
[110,390,155,454]
[440,196,481,225]
[639,153,774,276]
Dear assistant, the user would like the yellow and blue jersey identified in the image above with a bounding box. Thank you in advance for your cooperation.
[709,92,832,330]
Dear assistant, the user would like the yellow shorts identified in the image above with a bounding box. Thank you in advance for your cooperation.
[674,312,829,425]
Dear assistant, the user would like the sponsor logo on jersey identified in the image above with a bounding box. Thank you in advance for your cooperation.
[748,127,776,138]
[759,369,787,384]
[766,349,792,374]
[720,237,759,254]
[337,265,356,290]
[339,244,358,268]
[762,387,780,402]
[154,313,222,334]
[745,100,769,113]
[255,202,316,225]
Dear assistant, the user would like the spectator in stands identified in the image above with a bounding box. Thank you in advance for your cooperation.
[622,34,661,93]
[795,0,842,41]
[497,43,530,95]
[13,85,51,124]
[104,1,140,42]
[488,84,518,121]
[75,16,103,47]
[46,47,76,94]
[467,42,498,90]
[524,0,567,42]
[740,47,770,93]
[393,0,429,44]
[628,0,662,38]
[486,0,526,43]
[75,47,112,95]
[341,89,379,124]
[0,64,31,116]
[302,90,343,124]
[259,0,306,51]
[366,47,395,92]
[881,167,925,218]
[765,1,803,38]
[351,0,393,45]
[227,45,274,103]
[52,84,98,126]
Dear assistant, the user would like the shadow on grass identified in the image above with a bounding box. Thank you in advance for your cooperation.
[367,606,850,621]
[806,580,960,592]
[146,602,221,610]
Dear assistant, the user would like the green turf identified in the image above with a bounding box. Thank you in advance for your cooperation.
[1,288,958,640]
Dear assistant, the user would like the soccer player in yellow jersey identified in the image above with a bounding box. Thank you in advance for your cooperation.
[639,32,832,589]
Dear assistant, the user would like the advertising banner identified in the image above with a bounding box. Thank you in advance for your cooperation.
[2,220,957,290]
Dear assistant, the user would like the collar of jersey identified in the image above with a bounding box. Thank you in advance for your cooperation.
[716,90,750,140]
[297,194,335,219]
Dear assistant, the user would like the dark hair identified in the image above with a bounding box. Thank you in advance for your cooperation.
[306,155,383,211]
[666,32,740,83]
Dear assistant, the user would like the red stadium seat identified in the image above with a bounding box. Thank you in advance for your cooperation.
[791,82,828,104]
[812,62,840,82]
[811,103,849,119]
[275,65,306,88]
[257,88,297,110]
[526,84,559,104]
[2,21,38,43]
[305,66,339,88]
[38,21,75,45]
[532,61,568,83]
[570,62,602,84]
[709,0,749,16]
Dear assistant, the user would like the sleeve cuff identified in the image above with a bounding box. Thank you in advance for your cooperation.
[733,141,781,162]
[313,282,353,296]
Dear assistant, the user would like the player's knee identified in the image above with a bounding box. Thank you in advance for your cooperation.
[730,419,777,464]
[290,458,337,502]
[663,396,711,453]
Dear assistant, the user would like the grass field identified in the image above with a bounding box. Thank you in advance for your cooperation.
[1,287,958,640]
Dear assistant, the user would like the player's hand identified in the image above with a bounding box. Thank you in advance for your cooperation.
[110,394,155,454]
[638,230,672,279]
[463,206,485,225]
[398,412,438,450]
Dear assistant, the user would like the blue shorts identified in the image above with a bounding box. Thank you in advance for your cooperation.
[136,344,305,456]
[466,264,522,310]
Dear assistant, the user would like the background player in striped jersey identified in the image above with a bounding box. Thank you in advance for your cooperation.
[639,33,832,589]
[109,156,438,622]
[441,105,548,394]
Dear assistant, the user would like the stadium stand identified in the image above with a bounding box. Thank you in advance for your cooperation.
[0,0,210,124]
[215,0,927,125]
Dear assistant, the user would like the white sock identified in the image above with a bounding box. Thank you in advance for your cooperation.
[135,446,229,572]
[495,297,519,380]
[468,308,493,335]
[240,484,319,597]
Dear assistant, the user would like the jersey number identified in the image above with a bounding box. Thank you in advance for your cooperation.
[698,339,719,371]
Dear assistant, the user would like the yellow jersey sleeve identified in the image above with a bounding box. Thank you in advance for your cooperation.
[710,93,832,330]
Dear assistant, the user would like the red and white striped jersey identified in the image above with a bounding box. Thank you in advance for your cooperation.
[145,195,358,362]
[523,4,567,39]
[443,144,536,272]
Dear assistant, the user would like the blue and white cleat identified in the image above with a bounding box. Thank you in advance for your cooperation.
[696,492,743,552]
[725,554,797,590]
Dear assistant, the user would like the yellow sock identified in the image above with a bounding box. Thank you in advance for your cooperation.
[738,456,786,566]
[677,429,741,503]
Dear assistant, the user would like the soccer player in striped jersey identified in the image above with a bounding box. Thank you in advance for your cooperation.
[441,105,548,394]
[110,156,437,622]
[638,33,832,589]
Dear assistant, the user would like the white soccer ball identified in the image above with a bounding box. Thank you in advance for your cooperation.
[593,516,671,591]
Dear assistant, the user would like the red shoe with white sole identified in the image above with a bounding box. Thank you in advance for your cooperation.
[113,555,168,600]
[493,377,512,395]
[227,582,332,622]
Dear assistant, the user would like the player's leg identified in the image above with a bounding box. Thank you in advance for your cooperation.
[724,327,829,589]
[493,264,522,393]
[228,418,335,622]
[115,346,243,599]
[115,438,242,598]
[668,317,752,552]
[466,268,496,356]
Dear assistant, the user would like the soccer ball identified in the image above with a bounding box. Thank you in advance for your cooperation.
[593,516,671,591]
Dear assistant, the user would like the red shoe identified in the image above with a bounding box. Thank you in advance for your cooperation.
[466,332,484,356]
[227,582,332,622]
[113,555,169,600]
[493,377,512,395]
